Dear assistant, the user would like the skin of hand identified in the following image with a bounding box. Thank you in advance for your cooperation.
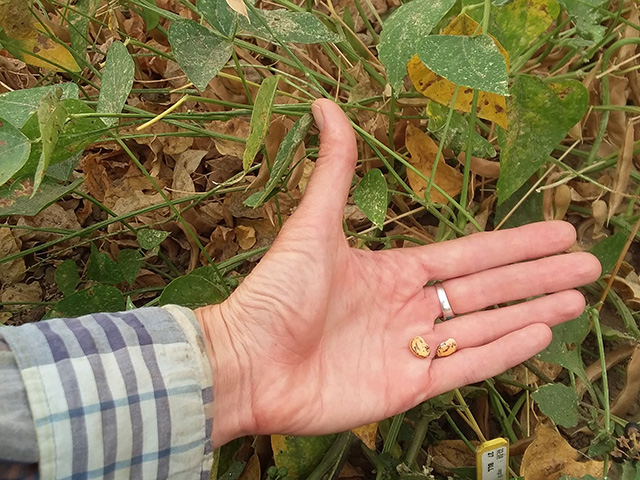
[194,99,601,448]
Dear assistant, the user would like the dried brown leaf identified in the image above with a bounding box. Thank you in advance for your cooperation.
[607,75,630,148]
[0,228,25,286]
[351,422,377,450]
[171,150,207,199]
[608,121,635,220]
[1,282,42,312]
[235,225,256,250]
[520,424,605,480]
[456,152,500,178]
[611,344,640,417]
[405,124,463,204]
[208,118,250,158]
[429,439,478,476]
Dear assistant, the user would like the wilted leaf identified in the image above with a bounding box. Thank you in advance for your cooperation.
[590,232,627,279]
[611,345,640,417]
[244,113,313,208]
[97,41,135,127]
[240,9,341,44]
[497,76,588,203]
[1,282,42,311]
[244,76,279,171]
[0,178,82,217]
[168,19,233,91]
[198,0,237,37]
[405,124,463,204]
[407,14,509,129]
[377,0,456,92]
[353,169,388,230]
[0,83,78,129]
[0,117,31,187]
[492,0,560,57]
[532,383,579,428]
[55,259,79,297]
[235,225,256,250]
[137,228,170,250]
[417,34,508,95]
[87,243,124,285]
[19,99,106,178]
[118,249,143,286]
[0,0,79,72]
[521,424,604,480]
[272,434,336,480]
[35,89,67,192]
[172,150,207,198]
[54,285,125,316]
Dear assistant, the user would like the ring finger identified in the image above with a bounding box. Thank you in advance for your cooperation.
[423,252,600,317]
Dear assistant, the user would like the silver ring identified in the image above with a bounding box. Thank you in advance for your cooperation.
[435,283,454,320]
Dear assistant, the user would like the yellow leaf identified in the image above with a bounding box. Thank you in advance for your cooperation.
[225,0,250,20]
[351,422,377,450]
[520,424,605,480]
[407,14,509,130]
[0,1,79,72]
[405,124,463,204]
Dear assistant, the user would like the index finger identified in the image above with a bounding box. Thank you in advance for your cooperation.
[400,221,577,281]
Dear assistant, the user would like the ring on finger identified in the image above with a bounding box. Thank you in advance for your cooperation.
[435,282,455,320]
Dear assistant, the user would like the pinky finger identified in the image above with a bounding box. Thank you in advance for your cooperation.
[425,324,553,399]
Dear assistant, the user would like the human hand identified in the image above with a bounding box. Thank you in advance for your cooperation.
[195,100,601,447]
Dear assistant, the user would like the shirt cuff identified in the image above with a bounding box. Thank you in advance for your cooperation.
[0,305,214,480]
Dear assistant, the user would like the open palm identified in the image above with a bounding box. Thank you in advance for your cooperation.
[196,100,601,447]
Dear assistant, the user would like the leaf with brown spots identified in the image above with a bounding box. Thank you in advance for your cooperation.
[407,14,509,130]
[405,124,463,204]
[0,0,79,72]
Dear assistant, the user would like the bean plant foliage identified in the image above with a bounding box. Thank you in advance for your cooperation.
[0,0,639,478]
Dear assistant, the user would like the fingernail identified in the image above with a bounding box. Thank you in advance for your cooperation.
[311,103,325,131]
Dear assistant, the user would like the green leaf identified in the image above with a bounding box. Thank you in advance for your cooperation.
[497,76,588,203]
[54,285,125,316]
[168,19,233,91]
[87,243,124,285]
[426,101,496,157]
[532,383,579,428]
[35,90,67,192]
[590,232,627,279]
[117,249,143,286]
[0,178,82,217]
[240,9,342,44]
[492,0,560,58]
[244,76,279,171]
[138,0,160,31]
[558,0,607,43]
[158,275,226,309]
[244,113,314,208]
[137,228,170,249]
[19,99,106,177]
[417,34,509,95]
[0,117,31,186]
[272,434,337,480]
[621,461,640,480]
[97,41,135,127]
[378,0,456,92]
[493,179,543,228]
[0,83,78,129]
[538,311,589,381]
[55,259,79,297]
[353,169,388,230]
[198,0,237,37]
[69,0,100,63]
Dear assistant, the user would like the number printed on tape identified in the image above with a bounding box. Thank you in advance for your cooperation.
[476,438,509,480]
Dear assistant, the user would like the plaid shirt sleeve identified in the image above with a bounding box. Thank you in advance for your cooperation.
[0,305,214,480]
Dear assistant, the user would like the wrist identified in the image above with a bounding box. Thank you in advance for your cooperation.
[194,301,256,447]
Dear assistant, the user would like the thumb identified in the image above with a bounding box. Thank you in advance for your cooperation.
[296,99,358,226]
